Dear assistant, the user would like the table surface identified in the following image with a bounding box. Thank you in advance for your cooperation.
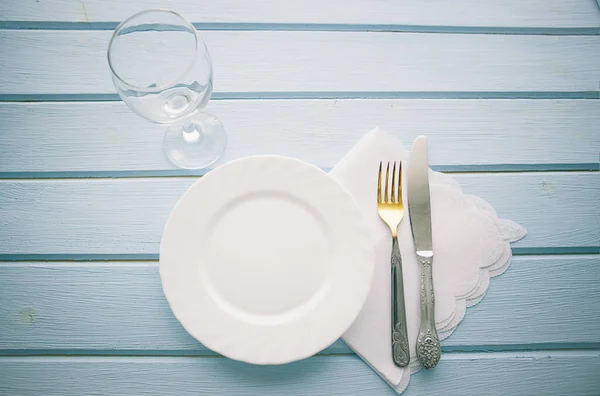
[0,1,599,395]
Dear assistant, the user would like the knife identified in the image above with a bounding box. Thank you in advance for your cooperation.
[407,136,441,369]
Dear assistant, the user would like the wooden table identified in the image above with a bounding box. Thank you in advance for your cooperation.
[1,1,599,395]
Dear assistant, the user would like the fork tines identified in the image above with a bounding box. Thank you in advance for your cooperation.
[378,161,402,203]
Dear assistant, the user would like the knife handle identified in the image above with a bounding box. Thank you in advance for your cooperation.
[416,252,441,369]
[391,237,410,367]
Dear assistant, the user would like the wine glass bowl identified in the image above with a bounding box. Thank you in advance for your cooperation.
[107,9,226,169]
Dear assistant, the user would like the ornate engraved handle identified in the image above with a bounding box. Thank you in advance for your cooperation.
[416,252,441,369]
[391,237,410,367]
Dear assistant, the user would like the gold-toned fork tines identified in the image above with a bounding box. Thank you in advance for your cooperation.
[377,161,410,367]
[377,161,403,236]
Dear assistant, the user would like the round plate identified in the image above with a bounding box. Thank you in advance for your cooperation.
[160,156,374,364]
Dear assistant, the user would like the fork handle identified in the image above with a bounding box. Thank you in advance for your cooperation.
[391,237,410,367]
[416,252,441,369]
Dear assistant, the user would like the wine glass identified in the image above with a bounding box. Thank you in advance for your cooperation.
[107,9,226,169]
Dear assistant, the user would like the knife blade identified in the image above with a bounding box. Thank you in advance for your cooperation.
[408,137,433,252]
[407,135,441,369]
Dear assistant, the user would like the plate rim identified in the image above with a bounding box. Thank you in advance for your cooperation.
[159,155,375,364]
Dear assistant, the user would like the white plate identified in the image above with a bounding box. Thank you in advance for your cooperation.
[160,156,374,364]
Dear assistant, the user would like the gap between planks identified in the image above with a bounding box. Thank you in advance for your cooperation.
[0,349,598,360]
[0,250,598,262]
[1,92,599,102]
[0,164,598,180]
[0,21,599,35]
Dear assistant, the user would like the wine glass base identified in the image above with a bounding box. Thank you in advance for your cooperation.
[164,112,227,169]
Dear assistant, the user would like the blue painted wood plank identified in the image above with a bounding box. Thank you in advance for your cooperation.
[1,31,598,95]
[0,173,597,255]
[2,0,598,28]
[0,100,598,174]
[0,256,598,354]
[0,353,599,396]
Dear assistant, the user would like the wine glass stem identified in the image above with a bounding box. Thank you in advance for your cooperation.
[182,121,203,143]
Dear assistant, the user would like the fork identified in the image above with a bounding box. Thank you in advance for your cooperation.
[377,161,410,367]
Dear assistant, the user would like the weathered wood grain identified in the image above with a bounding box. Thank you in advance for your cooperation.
[1,31,599,95]
[0,256,598,354]
[1,0,599,28]
[0,100,598,174]
[1,353,599,396]
[1,173,597,255]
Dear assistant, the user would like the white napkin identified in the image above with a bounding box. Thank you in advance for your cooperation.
[330,128,527,394]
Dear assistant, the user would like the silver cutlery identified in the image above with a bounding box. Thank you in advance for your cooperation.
[407,136,441,369]
[377,161,410,367]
